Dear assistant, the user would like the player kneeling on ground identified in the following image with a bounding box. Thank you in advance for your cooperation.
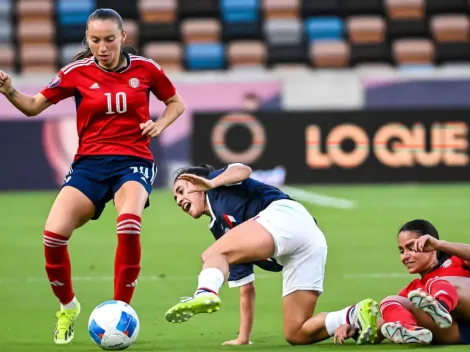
[335,219,470,345]
[166,163,379,346]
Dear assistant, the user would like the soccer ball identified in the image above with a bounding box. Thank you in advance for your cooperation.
[88,300,140,350]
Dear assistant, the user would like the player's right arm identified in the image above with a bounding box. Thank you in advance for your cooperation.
[179,164,253,194]
[0,71,53,117]
[437,241,470,265]
[408,235,470,265]
[237,282,255,344]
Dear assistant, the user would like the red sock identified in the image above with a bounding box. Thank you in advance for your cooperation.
[380,300,417,325]
[43,230,74,305]
[426,278,459,312]
[114,214,142,304]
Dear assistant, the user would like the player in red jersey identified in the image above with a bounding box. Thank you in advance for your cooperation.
[334,219,470,345]
[0,8,184,345]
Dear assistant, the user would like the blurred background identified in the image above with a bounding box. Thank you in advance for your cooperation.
[0,1,470,350]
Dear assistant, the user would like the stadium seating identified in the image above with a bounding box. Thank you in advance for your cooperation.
[3,0,470,73]
[186,42,225,70]
[228,40,266,68]
[139,0,176,23]
[143,42,183,71]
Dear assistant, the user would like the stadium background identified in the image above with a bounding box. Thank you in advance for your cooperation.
[0,0,469,351]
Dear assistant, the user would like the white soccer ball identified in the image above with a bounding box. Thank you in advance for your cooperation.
[88,300,140,350]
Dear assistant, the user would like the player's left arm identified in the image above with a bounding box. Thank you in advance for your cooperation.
[156,92,185,131]
[141,61,185,137]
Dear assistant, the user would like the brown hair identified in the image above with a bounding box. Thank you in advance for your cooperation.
[72,8,137,62]
[398,219,450,264]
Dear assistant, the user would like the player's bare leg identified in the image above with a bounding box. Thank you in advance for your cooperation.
[282,290,321,344]
[283,293,379,345]
[45,186,95,344]
[166,220,275,323]
[45,186,95,237]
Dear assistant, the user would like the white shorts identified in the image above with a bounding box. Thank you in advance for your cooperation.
[255,199,327,297]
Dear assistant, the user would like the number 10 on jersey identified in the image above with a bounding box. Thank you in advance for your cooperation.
[105,92,127,114]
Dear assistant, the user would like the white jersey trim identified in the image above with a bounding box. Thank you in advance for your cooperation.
[130,55,163,71]
[61,58,94,75]
[61,57,93,72]
[63,60,95,75]
[206,194,216,229]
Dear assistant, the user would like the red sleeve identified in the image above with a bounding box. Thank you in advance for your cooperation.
[147,60,176,102]
[40,71,75,104]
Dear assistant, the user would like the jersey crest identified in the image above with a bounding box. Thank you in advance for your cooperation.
[129,78,140,88]
[441,258,452,268]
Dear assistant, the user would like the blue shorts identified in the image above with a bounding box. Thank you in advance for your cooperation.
[63,156,157,220]
[459,320,470,344]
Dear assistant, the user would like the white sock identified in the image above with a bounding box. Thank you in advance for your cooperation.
[324,306,351,336]
[195,268,225,296]
[61,296,77,310]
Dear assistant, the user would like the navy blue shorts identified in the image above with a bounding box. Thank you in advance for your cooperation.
[459,320,470,344]
[63,156,157,220]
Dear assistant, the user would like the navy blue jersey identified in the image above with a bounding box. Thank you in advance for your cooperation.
[206,165,288,287]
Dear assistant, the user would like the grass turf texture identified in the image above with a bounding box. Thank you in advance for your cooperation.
[0,184,469,351]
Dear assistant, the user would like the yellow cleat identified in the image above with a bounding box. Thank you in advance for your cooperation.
[54,301,81,344]
[353,298,380,345]
[165,293,221,324]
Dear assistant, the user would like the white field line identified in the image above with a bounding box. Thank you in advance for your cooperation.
[281,186,357,210]
[343,273,410,279]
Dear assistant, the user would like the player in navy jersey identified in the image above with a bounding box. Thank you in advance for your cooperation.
[0,8,184,345]
[334,219,470,345]
[165,163,379,346]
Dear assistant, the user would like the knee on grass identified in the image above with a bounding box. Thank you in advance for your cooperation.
[284,328,313,345]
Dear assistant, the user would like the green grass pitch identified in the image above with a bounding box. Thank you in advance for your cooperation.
[0,184,469,351]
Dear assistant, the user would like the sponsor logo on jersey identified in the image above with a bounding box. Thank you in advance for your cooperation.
[90,82,100,89]
[129,78,140,88]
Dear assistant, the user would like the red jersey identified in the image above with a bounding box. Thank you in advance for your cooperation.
[41,53,176,161]
[399,256,470,297]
